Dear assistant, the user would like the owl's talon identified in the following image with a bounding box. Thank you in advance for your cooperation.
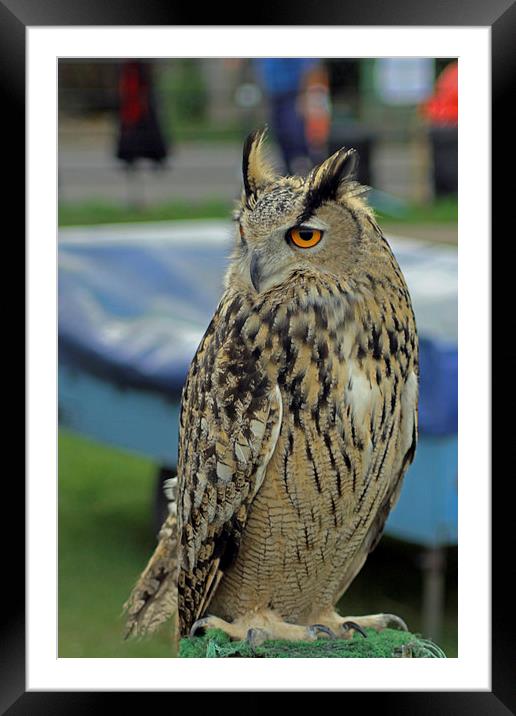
[383,614,408,631]
[189,617,210,638]
[341,621,368,639]
[246,627,270,648]
[307,624,337,640]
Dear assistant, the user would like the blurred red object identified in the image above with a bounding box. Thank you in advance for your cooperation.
[116,60,167,165]
[421,62,458,126]
[120,61,148,127]
[304,65,331,152]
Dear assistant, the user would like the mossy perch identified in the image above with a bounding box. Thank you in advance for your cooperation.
[179,628,446,658]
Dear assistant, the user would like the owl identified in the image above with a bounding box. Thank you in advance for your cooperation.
[124,129,418,645]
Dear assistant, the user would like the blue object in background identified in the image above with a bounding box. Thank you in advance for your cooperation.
[388,435,457,547]
[59,365,180,465]
[418,337,458,436]
[253,58,317,174]
[254,58,317,96]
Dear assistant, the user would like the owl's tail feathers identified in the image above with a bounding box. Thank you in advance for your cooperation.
[123,512,178,639]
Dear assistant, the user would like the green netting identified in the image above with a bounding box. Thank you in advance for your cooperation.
[179,628,446,658]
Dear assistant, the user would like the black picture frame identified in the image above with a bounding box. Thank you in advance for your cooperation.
[6,0,510,710]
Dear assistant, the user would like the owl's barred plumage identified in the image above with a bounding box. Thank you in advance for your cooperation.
[124,129,418,643]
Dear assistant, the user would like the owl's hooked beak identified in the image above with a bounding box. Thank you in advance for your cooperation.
[250,251,262,292]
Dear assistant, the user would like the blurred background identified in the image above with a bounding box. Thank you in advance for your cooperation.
[58,58,458,657]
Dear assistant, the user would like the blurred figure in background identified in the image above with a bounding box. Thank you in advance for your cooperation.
[253,58,324,175]
[303,62,332,165]
[420,61,458,197]
[421,61,458,126]
[116,61,168,168]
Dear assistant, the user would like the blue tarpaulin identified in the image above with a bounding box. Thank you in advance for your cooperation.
[59,220,457,436]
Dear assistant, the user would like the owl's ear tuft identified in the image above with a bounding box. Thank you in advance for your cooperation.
[299,148,359,222]
[242,127,275,205]
[310,147,359,201]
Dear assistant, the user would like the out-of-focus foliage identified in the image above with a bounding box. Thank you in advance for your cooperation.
[58,196,457,228]
[158,60,208,140]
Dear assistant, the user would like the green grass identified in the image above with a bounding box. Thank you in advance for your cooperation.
[58,196,457,228]
[59,429,457,658]
[58,429,175,657]
[377,196,458,225]
[58,198,232,227]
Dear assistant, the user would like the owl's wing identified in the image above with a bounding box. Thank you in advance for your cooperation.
[360,365,419,557]
[177,308,282,635]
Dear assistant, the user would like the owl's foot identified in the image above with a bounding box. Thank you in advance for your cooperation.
[323,612,408,639]
[189,611,345,644]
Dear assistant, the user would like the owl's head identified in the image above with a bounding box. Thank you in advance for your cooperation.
[229,128,378,294]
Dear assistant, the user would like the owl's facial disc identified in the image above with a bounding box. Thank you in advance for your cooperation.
[247,244,294,294]
[246,219,328,293]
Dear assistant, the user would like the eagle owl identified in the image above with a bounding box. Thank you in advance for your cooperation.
[125,129,419,644]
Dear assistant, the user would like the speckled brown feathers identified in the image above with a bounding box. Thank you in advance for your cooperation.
[125,129,419,642]
[176,300,283,632]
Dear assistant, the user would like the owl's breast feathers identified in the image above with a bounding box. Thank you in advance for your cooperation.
[177,268,418,635]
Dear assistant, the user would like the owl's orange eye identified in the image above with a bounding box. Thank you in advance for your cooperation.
[287,227,323,249]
